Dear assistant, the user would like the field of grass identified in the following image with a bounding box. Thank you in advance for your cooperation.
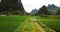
[0,16,27,32]
[0,16,60,32]
[14,17,43,32]
[36,16,60,32]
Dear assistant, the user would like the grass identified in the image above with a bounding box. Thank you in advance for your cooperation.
[0,16,60,32]
[0,16,27,32]
[36,16,60,32]
[14,17,43,32]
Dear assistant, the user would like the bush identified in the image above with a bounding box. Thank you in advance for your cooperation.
[48,15,60,19]
[40,14,44,17]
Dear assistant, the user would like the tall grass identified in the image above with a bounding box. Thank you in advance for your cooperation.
[0,16,27,32]
[36,16,60,32]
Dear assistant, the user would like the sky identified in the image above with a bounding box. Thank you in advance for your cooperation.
[0,0,60,13]
[21,0,60,13]
[0,0,1,2]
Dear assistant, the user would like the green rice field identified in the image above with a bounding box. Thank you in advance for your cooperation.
[0,16,60,32]
[36,16,60,32]
[0,16,27,32]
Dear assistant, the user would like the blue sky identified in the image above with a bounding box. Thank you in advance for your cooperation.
[21,0,60,13]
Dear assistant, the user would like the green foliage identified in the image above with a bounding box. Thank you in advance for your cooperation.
[38,5,50,15]
[56,9,60,15]
[36,16,60,32]
[0,16,27,32]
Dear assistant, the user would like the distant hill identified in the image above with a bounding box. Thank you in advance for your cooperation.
[30,8,38,15]
[30,4,60,15]
[47,4,58,14]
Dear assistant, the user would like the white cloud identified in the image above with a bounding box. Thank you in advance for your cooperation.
[0,0,60,13]
[0,0,1,2]
[0,0,59,13]
[22,0,60,13]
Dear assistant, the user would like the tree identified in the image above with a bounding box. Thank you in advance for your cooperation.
[56,9,60,15]
[38,5,50,15]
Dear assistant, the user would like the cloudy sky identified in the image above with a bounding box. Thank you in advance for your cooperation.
[0,0,1,2]
[22,0,60,13]
[0,0,60,13]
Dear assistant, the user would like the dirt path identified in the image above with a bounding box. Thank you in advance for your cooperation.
[31,17,45,32]
[14,17,46,32]
[34,22,45,32]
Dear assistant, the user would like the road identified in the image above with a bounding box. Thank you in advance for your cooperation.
[14,17,45,32]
